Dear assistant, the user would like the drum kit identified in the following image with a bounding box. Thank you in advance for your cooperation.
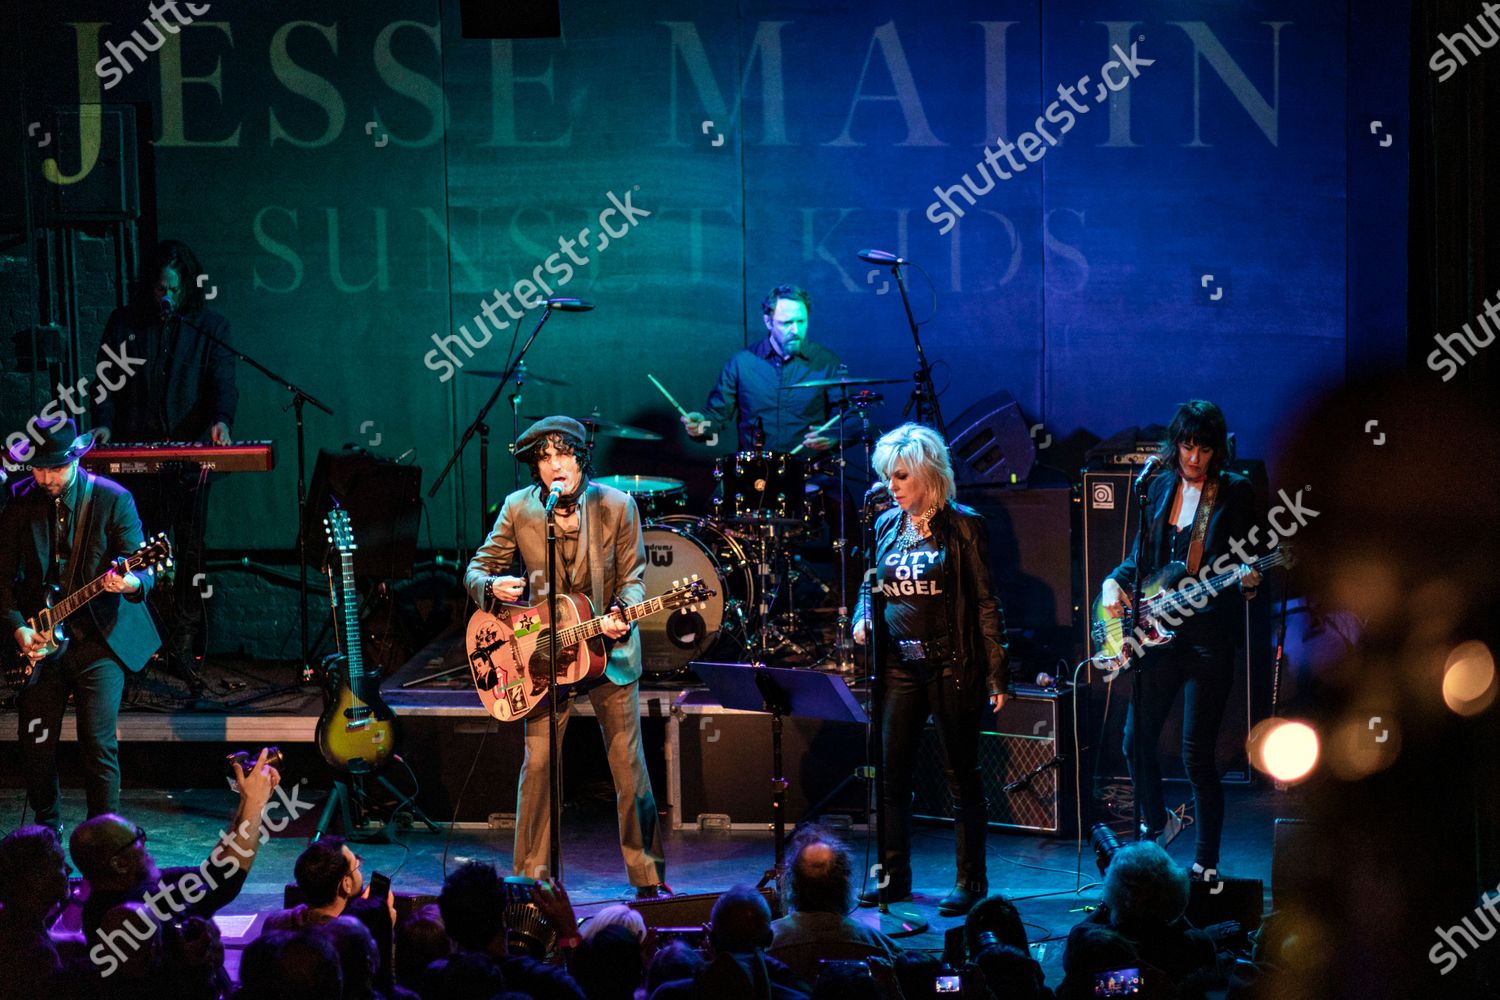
[488,369,902,681]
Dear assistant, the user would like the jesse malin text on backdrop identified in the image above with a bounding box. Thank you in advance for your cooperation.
[925,40,1154,235]
[424,189,652,383]
[94,1,213,91]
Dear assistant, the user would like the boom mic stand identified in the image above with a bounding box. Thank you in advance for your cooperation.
[187,324,332,688]
[862,252,944,436]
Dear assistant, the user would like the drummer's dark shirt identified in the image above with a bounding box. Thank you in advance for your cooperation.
[701,338,844,452]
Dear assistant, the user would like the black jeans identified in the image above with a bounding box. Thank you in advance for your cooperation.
[1122,638,1236,868]
[880,661,988,890]
[125,470,212,670]
[16,638,126,827]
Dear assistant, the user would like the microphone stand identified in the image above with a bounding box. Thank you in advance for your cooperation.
[545,489,563,881]
[430,306,559,543]
[185,323,332,684]
[1126,468,1156,840]
[890,261,944,437]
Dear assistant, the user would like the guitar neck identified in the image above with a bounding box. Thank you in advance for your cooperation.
[339,550,364,682]
[42,557,142,626]
[1149,550,1286,614]
[556,594,674,646]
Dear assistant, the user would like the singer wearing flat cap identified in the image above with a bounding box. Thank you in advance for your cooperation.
[464,416,667,896]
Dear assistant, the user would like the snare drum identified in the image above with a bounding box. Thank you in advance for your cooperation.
[712,450,809,526]
[639,517,755,677]
[594,474,687,521]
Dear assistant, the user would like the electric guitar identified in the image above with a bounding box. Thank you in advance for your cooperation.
[1091,547,1291,678]
[467,577,714,723]
[6,534,173,688]
[315,508,398,774]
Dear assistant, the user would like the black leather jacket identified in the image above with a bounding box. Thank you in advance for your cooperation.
[856,501,1011,696]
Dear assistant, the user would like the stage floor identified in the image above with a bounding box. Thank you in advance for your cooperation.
[10,781,1291,987]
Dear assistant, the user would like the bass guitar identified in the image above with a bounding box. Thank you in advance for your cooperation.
[1091,547,1291,678]
[7,534,173,688]
[315,507,398,774]
[467,577,714,723]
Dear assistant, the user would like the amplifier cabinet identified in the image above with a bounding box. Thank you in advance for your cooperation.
[912,686,1079,837]
[668,690,869,831]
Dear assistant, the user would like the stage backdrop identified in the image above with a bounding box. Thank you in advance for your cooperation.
[12,0,1407,551]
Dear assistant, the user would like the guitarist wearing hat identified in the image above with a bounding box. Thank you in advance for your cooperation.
[464,415,668,897]
[0,418,161,836]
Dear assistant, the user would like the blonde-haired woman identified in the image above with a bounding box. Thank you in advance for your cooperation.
[853,422,1011,916]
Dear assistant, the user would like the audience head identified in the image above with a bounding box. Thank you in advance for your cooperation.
[1101,842,1190,928]
[70,813,159,889]
[276,928,345,1000]
[570,923,644,1000]
[438,861,507,953]
[0,825,69,917]
[810,957,879,999]
[709,884,773,955]
[973,942,1044,1000]
[294,836,363,909]
[324,915,380,995]
[582,902,647,944]
[1060,926,1143,1000]
[420,948,506,1000]
[894,951,946,1000]
[785,826,854,915]
[395,904,450,988]
[965,892,1029,955]
[646,939,705,995]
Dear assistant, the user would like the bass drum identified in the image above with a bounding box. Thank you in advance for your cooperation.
[639,517,754,677]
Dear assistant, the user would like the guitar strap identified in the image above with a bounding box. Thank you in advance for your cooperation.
[1185,476,1219,576]
[61,472,97,597]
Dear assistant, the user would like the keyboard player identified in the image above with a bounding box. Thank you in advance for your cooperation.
[91,240,238,695]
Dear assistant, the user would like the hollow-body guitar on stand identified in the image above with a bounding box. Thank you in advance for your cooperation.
[316,508,397,774]
[6,534,173,688]
[467,578,713,722]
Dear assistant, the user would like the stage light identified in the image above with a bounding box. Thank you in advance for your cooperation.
[1441,641,1496,716]
[1247,719,1319,783]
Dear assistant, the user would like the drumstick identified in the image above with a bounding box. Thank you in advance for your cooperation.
[789,411,845,455]
[647,374,692,419]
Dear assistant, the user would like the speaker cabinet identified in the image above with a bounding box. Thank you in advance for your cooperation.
[912,686,1079,836]
[948,390,1036,485]
[1080,463,1272,784]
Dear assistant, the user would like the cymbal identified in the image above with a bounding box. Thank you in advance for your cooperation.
[465,369,571,387]
[522,415,663,441]
[785,375,904,390]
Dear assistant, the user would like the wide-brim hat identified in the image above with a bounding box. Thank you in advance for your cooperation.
[8,416,94,468]
[513,416,589,462]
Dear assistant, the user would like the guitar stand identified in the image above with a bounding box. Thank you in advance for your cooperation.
[311,758,441,844]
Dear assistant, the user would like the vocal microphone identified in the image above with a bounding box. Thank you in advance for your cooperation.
[159,292,176,321]
[857,249,909,267]
[543,480,565,515]
[863,482,891,506]
[545,297,595,312]
[1133,454,1164,491]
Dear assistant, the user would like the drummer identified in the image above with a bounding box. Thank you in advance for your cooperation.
[682,283,846,453]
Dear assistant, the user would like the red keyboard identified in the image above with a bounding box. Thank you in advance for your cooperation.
[82,441,276,474]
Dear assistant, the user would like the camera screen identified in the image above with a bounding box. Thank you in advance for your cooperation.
[1092,967,1143,996]
[936,973,963,992]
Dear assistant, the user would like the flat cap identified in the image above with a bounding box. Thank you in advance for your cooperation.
[514,415,589,461]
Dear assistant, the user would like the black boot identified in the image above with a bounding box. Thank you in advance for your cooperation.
[937,879,988,916]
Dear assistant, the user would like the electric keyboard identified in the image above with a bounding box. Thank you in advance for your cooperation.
[81,441,276,474]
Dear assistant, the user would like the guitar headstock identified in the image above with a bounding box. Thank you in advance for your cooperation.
[129,533,173,575]
[664,575,715,612]
[324,506,357,553]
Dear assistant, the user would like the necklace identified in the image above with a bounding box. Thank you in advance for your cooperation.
[897,504,938,551]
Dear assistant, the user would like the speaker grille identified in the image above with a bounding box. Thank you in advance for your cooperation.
[913,729,1065,834]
